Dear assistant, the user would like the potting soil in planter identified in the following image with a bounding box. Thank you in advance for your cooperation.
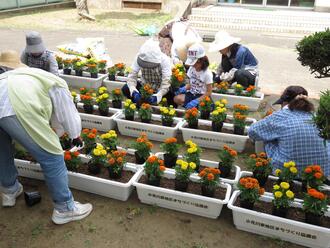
[74,163,135,183]
[138,175,227,199]
[78,108,114,117]
[199,165,236,180]
[124,118,176,127]
[212,90,260,99]
[187,124,245,135]
[233,198,330,228]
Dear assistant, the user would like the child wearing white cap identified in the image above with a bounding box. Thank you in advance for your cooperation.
[174,43,213,109]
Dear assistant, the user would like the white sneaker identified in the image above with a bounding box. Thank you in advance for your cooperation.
[2,183,23,207]
[52,201,93,225]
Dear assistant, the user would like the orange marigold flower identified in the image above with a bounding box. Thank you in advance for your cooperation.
[259,188,265,195]
[91,128,97,134]
[147,142,153,149]
[313,165,321,172]
[256,162,263,167]
[200,102,205,107]
[205,96,210,102]
[88,133,96,139]
[120,151,127,157]
[249,154,256,159]
[109,158,115,165]
[64,154,71,161]
[314,172,323,179]
[207,173,214,181]
[73,151,80,157]
[159,165,166,171]
[117,157,123,163]
[245,182,253,189]
[147,156,157,163]
[304,167,312,174]
[82,128,89,134]
[230,150,237,156]
[114,89,121,95]
[259,152,266,158]
[199,171,206,177]
[113,151,120,157]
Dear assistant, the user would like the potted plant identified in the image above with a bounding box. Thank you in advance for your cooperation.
[234,84,244,96]
[247,152,272,186]
[106,150,127,179]
[98,60,107,74]
[63,58,72,75]
[218,145,237,178]
[233,104,249,115]
[64,150,81,172]
[198,167,221,197]
[100,130,118,152]
[199,96,212,120]
[71,90,78,107]
[214,81,229,94]
[184,107,199,129]
[138,103,152,123]
[81,128,97,154]
[111,88,123,109]
[115,63,126,76]
[171,63,186,91]
[174,159,196,192]
[80,92,94,114]
[123,99,136,121]
[303,188,329,225]
[160,105,176,126]
[60,133,71,150]
[313,90,330,141]
[72,59,85,77]
[131,133,153,164]
[159,97,168,107]
[184,140,201,171]
[160,137,181,168]
[55,55,63,69]
[301,165,326,191]
[140,84,154,104]
[88,144,107,174]
[272,182,295,218]
[233,112,247,135]
[237,177,264,209]
[210,102,227,132]
[107,65,117,81]
[274,161,298,188]
[144,155,166,186]
[245,85,256,97]
[96,86,109,116]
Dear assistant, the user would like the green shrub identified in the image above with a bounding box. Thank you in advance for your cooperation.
[313,90,330,141]
[296,29,330,78]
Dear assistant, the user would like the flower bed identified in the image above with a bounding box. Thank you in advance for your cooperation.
[228,190,330,248]
[155,152,241,185]
[114,112,183,142]
[179,119,250,152]
[59,70,107,89]
[15,154,142,201]
[211,90,264,111]
[76,103,121,131]
[102,79,126,92]
[133,168,232,219]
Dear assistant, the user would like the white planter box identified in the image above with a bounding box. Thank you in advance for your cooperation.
[179,119,250,152]
[133,168,232,219]
[102,79,126,92]
[15,155,142,201]
[228,190,330,248]
[156,152,241,185]
[59,70,107,89]
[114,113,183,142]
[77,103,121,131]
[211,91,264,111]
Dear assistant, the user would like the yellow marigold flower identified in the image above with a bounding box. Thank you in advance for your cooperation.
[181,162,188,170]
[275,169,281,176]
[71,91,77,97]
[176,159,183,165]
[274,191,283,198]
[169,110,175,116]
[290,167,298,174]
[101,150,107,156]
[96,144,104,149]
[130,104,136,110]
[185,140,193,146]
[163,109,169,114]
[286,190,294,199]
[103,93,109,99]
[212,110,219,116]
[221,99,228,105]
[273,184,280,190]
[109,130,116,135]
[280,182,290,190]
[283,162,290,168]
[189,162,196,170]
[99,89,104,94]
[96,98,100,103]
[93,149,101,156]
[161,98,167,102]
[92,93,96,97]
[124,102,129,107]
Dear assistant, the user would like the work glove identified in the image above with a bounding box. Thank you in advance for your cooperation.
[185,98,199,109]
[132,91,141,103]
[175,86,187,96]
[72,137,83,147]
[219,68,237,82]
[149,92,163,104]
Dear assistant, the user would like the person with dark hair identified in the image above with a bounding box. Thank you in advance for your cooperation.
[209,31,258,88]
[248,86,330,178]
[174,43,213,109]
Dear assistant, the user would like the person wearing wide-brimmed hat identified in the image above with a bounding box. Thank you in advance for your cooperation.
[0,50,92,224]
[20,31,59,75]
[122,38,173,106]
[209,31,258,88]
[248,86,330,180]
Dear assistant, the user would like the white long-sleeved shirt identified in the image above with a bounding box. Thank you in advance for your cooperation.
[0,78,81,139]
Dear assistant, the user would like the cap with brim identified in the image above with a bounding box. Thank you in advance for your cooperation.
[273,97,286,105]
[273,85,308,105]
[25,31,46,54]
[137,57,159,68]
[0,50,28,69]
[185,57,198,66]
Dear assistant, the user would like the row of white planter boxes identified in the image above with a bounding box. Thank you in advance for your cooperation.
[59,69,264,112]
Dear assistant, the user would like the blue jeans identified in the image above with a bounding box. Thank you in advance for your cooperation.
[0,115,74,212]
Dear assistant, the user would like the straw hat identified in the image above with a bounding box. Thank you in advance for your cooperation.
[0,50,27,69]
[209,31,241,52]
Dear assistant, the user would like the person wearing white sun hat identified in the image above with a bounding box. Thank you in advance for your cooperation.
[209,31,258,88]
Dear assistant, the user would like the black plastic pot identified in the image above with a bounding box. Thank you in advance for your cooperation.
[305,212,321,226]
[211,121,223,132]
[219,162,231,178]
[75,70,83,77]
[239,197,255,210]
[252,170,268,187]
[164,153,178,168]
[175,180,188,192]
[141,118,151,123]
[147,176,160,186]
[112,100,122,109]
[108,74,116,81]
[234,126,245,135]
[90,72,98,78]
[135,151,147,164]
[83,104,94,114]
[162,119,173,127]
[88,162,101,175]
[108,166,122,179]
[63,68,71,75]
[201,185,215,197]
[61,140,72,150]
[272,206,288,218]
[99,108,109,116]
[188,119,198,129]
[24,191,41,207]
[200,110,210,120]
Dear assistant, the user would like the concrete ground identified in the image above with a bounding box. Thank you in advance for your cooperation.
[0,7,328,248]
